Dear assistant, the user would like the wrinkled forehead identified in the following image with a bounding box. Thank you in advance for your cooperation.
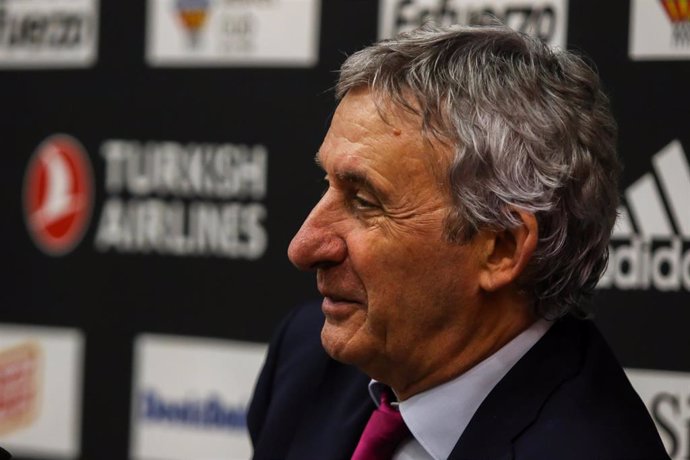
[335,87,454,185]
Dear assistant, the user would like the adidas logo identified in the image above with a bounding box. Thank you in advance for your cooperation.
[598,140,690,291]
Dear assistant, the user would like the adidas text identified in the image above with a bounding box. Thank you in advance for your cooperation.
[599,237,690,290]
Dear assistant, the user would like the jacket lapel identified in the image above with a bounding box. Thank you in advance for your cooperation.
[287,358,373,460]
[448,318,585,460]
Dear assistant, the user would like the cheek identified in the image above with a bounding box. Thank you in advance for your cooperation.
[350,237,426,323]
[353,235,438,289]
[356,235,473,314]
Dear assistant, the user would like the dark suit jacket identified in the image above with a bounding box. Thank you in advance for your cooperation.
[248,301,669,460]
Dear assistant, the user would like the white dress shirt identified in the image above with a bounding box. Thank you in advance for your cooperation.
[368,319,552,460]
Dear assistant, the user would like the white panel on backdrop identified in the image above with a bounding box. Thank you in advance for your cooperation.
[0,0,99,68]
[0,325,83,459]
[630,0,690,60]
[130,334,267,460]
[146,0,321,67]
[626,368,690,459]
[378,0,568,48]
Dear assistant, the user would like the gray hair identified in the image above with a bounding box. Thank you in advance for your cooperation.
[335,23,620,319]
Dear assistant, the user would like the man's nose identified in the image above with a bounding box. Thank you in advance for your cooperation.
[287,196,347,271]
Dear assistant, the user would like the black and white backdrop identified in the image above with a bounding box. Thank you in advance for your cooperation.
[1,1,689,459]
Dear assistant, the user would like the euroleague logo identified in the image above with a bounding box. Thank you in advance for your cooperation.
[23,134,94,256]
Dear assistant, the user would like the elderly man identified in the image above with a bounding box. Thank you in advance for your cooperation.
[248,24,668,460]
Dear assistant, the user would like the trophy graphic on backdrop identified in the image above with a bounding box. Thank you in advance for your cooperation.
[175,0,211,48]
[660,0,690,45]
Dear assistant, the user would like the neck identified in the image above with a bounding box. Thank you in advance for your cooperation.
[378,296,536,401]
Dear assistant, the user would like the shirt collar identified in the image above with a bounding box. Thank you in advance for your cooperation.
[368,319,552,460]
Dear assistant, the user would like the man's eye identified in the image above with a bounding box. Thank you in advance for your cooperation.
[352,194,377,210]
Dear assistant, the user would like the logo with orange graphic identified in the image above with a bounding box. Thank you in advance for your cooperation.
[23,134,94,256]
[0,342,42,436]
[660,0,690,44]
[175,0,211,47]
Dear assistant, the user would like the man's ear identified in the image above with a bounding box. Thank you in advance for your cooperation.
[478,209,538,292]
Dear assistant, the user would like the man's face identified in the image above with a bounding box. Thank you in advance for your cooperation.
[288,88,486,391]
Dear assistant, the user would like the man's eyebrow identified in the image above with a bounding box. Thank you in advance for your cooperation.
[335,171,373,190]
[339,171,388,203]
[314,151,383,197]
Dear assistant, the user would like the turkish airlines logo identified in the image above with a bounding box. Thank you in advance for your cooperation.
[23,134,94,256]
[598,140,690,291]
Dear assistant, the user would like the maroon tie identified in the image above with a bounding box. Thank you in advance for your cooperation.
[351,389,410,460]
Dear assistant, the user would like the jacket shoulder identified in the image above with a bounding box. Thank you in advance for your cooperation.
[513,319,669,459]
[452,318,668,460]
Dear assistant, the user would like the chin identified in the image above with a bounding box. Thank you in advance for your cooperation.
[320,321,374,367]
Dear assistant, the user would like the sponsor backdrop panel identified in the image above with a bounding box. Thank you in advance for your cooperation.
[1,1,688,459]
[0,326,83,459]
[627,369,690,459]
[0,0,99,68]
[147,0,321,66]
[131,335,266,460]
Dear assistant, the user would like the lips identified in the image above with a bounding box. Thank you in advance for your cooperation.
[317,276,364,303]
[321,295,363,321]
[317,271,366,317]
[320,291,358,303]
[318,283,364,318]
[318,282,365,304]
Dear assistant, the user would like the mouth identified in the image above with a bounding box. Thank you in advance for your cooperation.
[317,277,363,305]
[316,270,366,318]
[321,291,354,302]
[319,291,363,320]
